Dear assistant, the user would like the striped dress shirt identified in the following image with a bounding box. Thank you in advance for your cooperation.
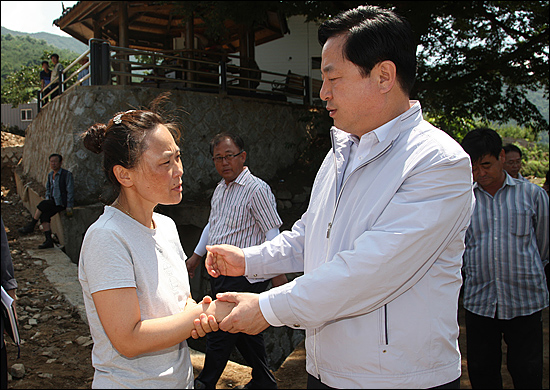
[463,173,549,320]
[208,167,282,250]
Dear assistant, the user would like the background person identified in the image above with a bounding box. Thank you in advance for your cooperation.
[503,143,528,181]
[205,5,474,389]
[79,95,234,388]
[1,217,18,389]
[78,57,89,86]
[49,53,63,98]
[39,60,51,102]
[186,132,285,389]
[460,127,549,389]
[18,153,74,249]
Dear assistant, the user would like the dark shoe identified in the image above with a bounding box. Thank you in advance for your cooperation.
[194,379,208,389]
[38,240,54,249]
[18,219,38,234]
[38,231,54,249]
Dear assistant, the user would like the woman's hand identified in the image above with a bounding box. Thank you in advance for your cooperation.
[188,295,219,339]
[202,298,236,323]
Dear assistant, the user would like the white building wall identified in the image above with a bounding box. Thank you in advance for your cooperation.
[255,16,323,101]
[1,102,38,130]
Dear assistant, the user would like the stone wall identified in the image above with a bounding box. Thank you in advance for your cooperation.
[22,85,312,206]
[1,145,23,166]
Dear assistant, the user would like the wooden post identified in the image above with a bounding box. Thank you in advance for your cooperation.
[93,16,101,39]
[118,1,129,85]
[185,13,195,87]
[238,26,257,90]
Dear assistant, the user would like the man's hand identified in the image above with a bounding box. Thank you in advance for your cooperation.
[205,244,246,278]
[215,292,269,335]
[186,253,202,279]
[271,274,288,288]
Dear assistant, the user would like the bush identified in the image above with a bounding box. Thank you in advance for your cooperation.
[495,124,539,142]
[509,142,550,179]
[522,160,548,178]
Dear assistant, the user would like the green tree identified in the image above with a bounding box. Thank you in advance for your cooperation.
[1,50,76,107]
[279,1,550,135]
[1,33,77,83]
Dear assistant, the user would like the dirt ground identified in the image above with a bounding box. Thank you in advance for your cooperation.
[1,131,306,389]
[1,131,548,389]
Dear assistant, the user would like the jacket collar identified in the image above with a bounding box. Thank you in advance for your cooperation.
[331,100,423,157]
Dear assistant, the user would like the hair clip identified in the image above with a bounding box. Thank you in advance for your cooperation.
[113,113,123,124]
[113,110,136,125]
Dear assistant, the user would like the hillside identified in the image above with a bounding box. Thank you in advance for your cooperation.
[1,26,87,54]
[1,27,87,85]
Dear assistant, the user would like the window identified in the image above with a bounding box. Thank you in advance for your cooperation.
[21,109,33,121]
[311,57,321,70]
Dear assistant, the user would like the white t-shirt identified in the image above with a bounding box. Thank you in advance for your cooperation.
[79,206,193,389]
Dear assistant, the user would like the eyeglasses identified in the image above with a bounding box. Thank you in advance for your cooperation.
[505,160,522,166]
[212,150,243,163]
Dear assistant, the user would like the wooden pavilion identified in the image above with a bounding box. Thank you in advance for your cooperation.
[53,1,290,65]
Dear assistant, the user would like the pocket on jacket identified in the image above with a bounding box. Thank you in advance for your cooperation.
[379,304,388,346]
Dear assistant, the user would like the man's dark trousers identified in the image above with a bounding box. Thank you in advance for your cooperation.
[196,275,277,389]
[465,309,543,389]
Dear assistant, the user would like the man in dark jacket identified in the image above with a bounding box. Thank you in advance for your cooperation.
[18,153,74,249]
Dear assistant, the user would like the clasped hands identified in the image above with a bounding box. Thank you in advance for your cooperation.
[187,295,233,339]
[209,244,271,335]
[188,244,271,337]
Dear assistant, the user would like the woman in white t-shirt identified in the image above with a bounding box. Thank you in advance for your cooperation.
[79,93,234,388]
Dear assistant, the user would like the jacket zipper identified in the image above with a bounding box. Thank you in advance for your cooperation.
[383,304,389,345]
[326,141,394,239]
[315,134,394,377]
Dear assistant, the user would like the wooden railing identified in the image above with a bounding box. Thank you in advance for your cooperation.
[38,49,91,110]
[39,39,323,109]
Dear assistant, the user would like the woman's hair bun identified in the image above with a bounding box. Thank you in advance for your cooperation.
[82,123,107,154]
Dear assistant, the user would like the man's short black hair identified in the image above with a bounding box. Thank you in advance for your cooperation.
[317,5,417,96]
[460,127,502,164]
[210,133,244,156]
[503,143,522,158]
[50,53,59,60]
[49,153,63,163]
[41,61,49,66]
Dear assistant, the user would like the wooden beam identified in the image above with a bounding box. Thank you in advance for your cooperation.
[129,24,174,35]
[55,1,104,28]
[119,2,129,47]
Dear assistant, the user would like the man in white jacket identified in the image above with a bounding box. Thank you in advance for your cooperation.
[205,5,475,389]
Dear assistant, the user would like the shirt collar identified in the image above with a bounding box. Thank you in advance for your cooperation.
[346,115,398,148]
[473,171,517,192]
[221,166,250,188]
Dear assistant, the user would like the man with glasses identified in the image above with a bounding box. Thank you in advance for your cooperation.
[186,132,286,389]
[503,143,528,181]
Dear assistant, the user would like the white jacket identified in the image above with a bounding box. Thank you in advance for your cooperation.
[244,101,475,388]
